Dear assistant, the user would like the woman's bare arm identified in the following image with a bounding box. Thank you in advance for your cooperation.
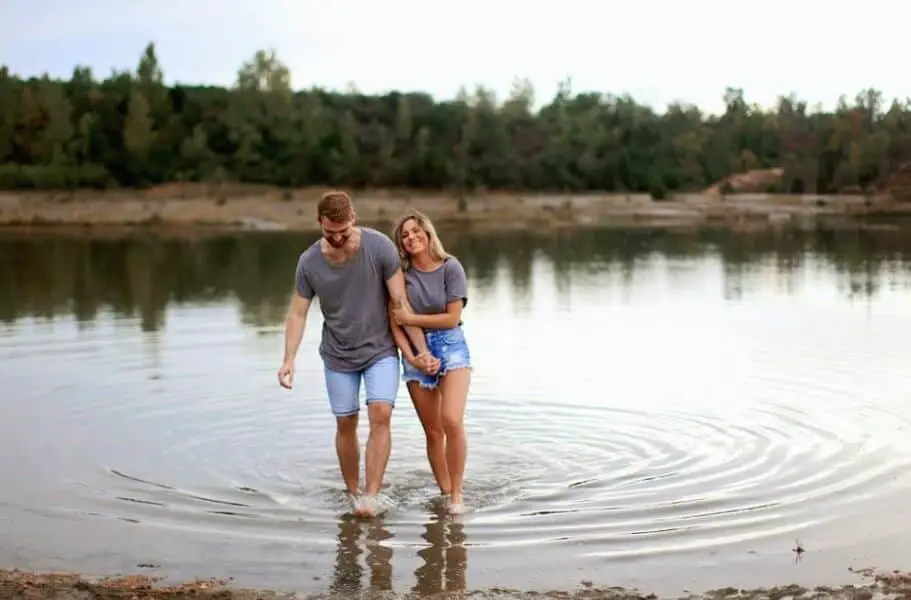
[403,300,462,330]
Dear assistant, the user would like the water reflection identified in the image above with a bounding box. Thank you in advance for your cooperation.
[2,225,911,331]
[3,223,911,596]
[331,516,394,595]
[412,517,467,596]
[330,512,467,596]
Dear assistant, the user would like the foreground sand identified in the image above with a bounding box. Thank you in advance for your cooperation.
[1,186,909,232]
[1,567,909,600]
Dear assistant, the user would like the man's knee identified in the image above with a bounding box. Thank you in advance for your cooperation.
[367,402,393,428]
[336,414,359,436]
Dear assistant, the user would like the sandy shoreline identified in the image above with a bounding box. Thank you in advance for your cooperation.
[1,186,910,233]
[1,567,909,600]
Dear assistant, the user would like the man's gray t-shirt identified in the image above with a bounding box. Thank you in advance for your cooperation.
[295,227,400,372]
[405,257,468,320]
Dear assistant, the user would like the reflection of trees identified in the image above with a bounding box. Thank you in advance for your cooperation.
[0,231,318,330]
[330,515,394,595]
[2,225,911,331]
[412,516,467,596]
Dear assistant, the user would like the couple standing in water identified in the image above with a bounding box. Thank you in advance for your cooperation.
[278,190,471,518]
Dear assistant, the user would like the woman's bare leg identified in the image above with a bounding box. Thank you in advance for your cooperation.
[439,368,470,510]
[407,381,451,495]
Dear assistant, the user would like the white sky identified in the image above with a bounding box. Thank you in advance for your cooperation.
[0,0,905,114]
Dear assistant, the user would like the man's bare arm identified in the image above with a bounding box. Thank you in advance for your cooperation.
[283,292,312,364]
[388,303,418,365]
[385,270,430,356]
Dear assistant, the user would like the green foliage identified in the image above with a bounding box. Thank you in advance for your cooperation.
[1,44,911,194]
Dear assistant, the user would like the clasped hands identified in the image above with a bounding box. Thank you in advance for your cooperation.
[391,304,440,375]
[410,351,440,375]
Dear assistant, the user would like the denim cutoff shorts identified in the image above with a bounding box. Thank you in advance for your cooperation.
[402,326,472,390]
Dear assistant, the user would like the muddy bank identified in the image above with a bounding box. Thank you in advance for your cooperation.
[1,186,909,232]
[1,567,909,600]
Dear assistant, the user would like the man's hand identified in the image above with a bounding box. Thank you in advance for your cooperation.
[280,292,310,391]
[277,360,295,389]
[416,352,441,375]
[405,351,440,375]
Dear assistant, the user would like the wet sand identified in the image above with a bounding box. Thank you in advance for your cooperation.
[1,567,909,600]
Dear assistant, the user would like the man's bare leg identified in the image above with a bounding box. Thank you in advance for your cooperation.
[335,414,361,497]
[360,401,393,517]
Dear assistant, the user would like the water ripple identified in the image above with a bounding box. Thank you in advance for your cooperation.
[45,364,911,562]
[3,236,911,594]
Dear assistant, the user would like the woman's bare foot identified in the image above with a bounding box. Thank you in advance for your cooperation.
[447,494,465,515]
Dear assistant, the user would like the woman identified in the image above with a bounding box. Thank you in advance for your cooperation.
[389,210,472,515]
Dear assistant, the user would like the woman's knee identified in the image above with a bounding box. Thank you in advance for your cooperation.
[416,405,445,444]
[439,369,469,434]
[441,412,463,434]
[425,422,446,444]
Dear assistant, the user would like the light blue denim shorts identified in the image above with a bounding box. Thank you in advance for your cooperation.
[403,326,472,390]
[324,355,400,417]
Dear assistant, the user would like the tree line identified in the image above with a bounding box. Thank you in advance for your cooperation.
[2,43,911,198]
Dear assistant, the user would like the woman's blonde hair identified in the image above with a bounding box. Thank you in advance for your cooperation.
[391,209,452,270]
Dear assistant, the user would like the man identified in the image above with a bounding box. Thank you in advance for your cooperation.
[277,190,439,518]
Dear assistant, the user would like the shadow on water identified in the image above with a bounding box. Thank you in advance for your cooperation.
[2,224,911,330]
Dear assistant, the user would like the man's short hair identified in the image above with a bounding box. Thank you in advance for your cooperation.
[318,191,355,223]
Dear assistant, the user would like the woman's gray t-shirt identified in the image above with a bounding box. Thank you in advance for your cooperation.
[405,257,468,319]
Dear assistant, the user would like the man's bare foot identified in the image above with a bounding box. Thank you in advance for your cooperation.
[347,492,362,516]
[355,494,385,518]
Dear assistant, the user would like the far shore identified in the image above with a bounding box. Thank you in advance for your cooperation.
[1,566,909,600]
[1,184,910,234]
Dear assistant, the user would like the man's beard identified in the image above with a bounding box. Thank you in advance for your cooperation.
[326,235,349,248]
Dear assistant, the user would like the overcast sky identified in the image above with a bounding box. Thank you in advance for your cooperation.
[0,0,905,114]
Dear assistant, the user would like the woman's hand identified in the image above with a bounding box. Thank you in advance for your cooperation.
[407,352,440,375]
[391,305,414,326]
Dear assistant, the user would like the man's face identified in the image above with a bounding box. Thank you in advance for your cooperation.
[319,217,354,248]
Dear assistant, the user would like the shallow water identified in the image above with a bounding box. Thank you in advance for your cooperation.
[1,225,911,597]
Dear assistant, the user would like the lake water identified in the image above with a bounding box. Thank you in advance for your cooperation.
[1,224,911,598]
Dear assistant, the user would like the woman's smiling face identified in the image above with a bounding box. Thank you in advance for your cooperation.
[400,218,429,256]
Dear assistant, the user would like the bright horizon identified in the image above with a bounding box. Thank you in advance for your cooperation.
[0,0,906,115]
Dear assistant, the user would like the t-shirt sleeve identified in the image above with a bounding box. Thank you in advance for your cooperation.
[295,253,315,299]
[444,257,468,306]
[375,232,401,281]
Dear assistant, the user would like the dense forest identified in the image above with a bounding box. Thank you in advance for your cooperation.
[2,43,911,198]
